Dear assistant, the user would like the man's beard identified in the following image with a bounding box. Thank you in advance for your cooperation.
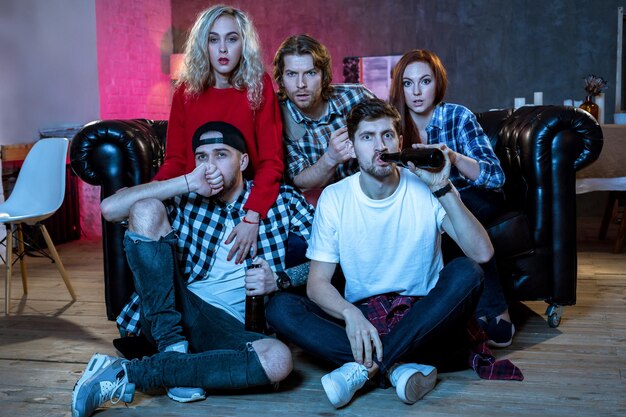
[359,158,395,179]
[215,174,239,201]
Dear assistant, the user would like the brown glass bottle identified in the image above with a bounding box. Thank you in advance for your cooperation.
[380,148,445,171]
[245,264,266,334]
[245,295,266,334]
[579,95,599,121]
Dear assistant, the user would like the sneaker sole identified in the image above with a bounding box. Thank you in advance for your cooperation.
[321,374,348,408]
[71,354,112,417]
[397,366,437,404]
[166,389,206,403]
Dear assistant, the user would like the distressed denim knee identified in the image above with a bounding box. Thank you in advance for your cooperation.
[124,230,185,351]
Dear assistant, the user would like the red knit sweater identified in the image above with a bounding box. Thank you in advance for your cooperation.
[154,73,284,217]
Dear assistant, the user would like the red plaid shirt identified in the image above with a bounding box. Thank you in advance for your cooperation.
[365,293,523,381]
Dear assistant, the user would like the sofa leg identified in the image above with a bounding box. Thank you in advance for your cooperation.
[545,304,564,328]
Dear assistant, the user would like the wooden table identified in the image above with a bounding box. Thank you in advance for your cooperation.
[576,124,626,252]
[576,124,626,193]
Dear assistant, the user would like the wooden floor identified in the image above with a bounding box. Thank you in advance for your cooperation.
[1,215,625,417]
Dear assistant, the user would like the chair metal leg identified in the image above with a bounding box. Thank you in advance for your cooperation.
[38,224,76,300]
[16,224,28,294]
[5,225,13,315]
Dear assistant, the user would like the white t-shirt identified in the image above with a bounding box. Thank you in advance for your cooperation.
[307,167,446,302]
[187,216,246,323]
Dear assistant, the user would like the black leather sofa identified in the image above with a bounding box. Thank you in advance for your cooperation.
[70,105,603,328]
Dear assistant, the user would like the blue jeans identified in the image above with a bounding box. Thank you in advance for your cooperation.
[123,231,270,390]
[454,187,509,319]
[266,257,483,376]
[285,233,308,268]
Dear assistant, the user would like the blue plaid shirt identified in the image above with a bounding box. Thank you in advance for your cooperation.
[283,84,375,183]
[426,103,505,191]
[117,181,314,335]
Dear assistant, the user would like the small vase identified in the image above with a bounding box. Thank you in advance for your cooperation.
[579,95,599,121]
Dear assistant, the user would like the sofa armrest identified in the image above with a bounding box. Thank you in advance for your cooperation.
[495,105,602,305]
[70,119,167,320]
[70,119,166,197]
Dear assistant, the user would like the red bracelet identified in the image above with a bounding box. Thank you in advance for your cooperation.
[242,217,259,224]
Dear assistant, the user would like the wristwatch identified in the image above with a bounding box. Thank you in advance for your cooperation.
[276,273,292,290]
[432,182,453,198]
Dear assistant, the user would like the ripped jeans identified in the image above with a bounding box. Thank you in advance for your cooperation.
[123,230,270,390]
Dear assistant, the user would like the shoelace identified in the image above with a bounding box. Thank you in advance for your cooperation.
[344,365,369,386]
[97,376,128,406]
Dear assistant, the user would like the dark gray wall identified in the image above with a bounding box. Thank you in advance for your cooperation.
[0,0,99,145]
[415,1,621,116]
[173,0,625,119]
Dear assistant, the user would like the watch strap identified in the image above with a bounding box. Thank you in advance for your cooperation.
[432,182,453,198]
[276,272,292,290]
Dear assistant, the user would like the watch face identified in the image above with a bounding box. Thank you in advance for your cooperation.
[279,275,292,289]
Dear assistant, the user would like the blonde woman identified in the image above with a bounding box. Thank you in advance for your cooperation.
[156,5,284,264]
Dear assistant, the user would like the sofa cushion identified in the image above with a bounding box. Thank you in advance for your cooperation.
[487,211,534,259]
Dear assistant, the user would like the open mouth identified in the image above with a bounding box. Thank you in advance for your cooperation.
[218,58,229,65]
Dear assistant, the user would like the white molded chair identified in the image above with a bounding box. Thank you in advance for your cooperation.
[0,138,76,314]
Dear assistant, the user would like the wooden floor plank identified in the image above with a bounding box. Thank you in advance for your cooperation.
[0,216,625,416]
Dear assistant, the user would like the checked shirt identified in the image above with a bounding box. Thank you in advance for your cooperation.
[426,103,505,191]
[117,181,314,335]
[283,84,375,183]
[366,293,523,381]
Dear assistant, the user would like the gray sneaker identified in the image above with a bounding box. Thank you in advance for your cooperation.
[321,362,369,408]
[388,363,437,404]
[71,353,135,417]
[164,341,206,403]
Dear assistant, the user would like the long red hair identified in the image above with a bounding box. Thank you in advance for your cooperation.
[389,49,448,148]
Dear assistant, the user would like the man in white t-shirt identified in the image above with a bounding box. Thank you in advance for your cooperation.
[266,98,494,409]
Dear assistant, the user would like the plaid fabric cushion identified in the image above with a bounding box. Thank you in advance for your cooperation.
[283,84,375,182]
[116,181,314,336]
[427,103,505,191]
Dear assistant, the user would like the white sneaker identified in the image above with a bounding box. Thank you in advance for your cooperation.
[164,341,206,403]
[388,363,437,404]
[321,362,369,408]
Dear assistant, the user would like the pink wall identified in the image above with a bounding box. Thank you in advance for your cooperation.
[95,0,173,120]
[81,0,174,240]
[171,0,418,87]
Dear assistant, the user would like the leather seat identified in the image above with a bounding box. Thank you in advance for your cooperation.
[70,106,603,328]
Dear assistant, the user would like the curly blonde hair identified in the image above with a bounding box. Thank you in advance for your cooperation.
[176,5,265,110]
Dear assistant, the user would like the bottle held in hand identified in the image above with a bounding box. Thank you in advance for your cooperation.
[380,148,445,171]
[245,263,267,334]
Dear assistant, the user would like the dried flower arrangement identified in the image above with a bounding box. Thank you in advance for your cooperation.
[583,75,608,96]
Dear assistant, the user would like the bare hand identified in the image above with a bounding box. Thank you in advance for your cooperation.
[343,308,383,368]
[225,214,259,264]
[325,127,355,165]
[187,163,224,197]
[244,257,278,295]
[435,143,457,165]
[408,143,452,190]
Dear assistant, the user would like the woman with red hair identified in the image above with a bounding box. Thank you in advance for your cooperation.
[389,49,513,348]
